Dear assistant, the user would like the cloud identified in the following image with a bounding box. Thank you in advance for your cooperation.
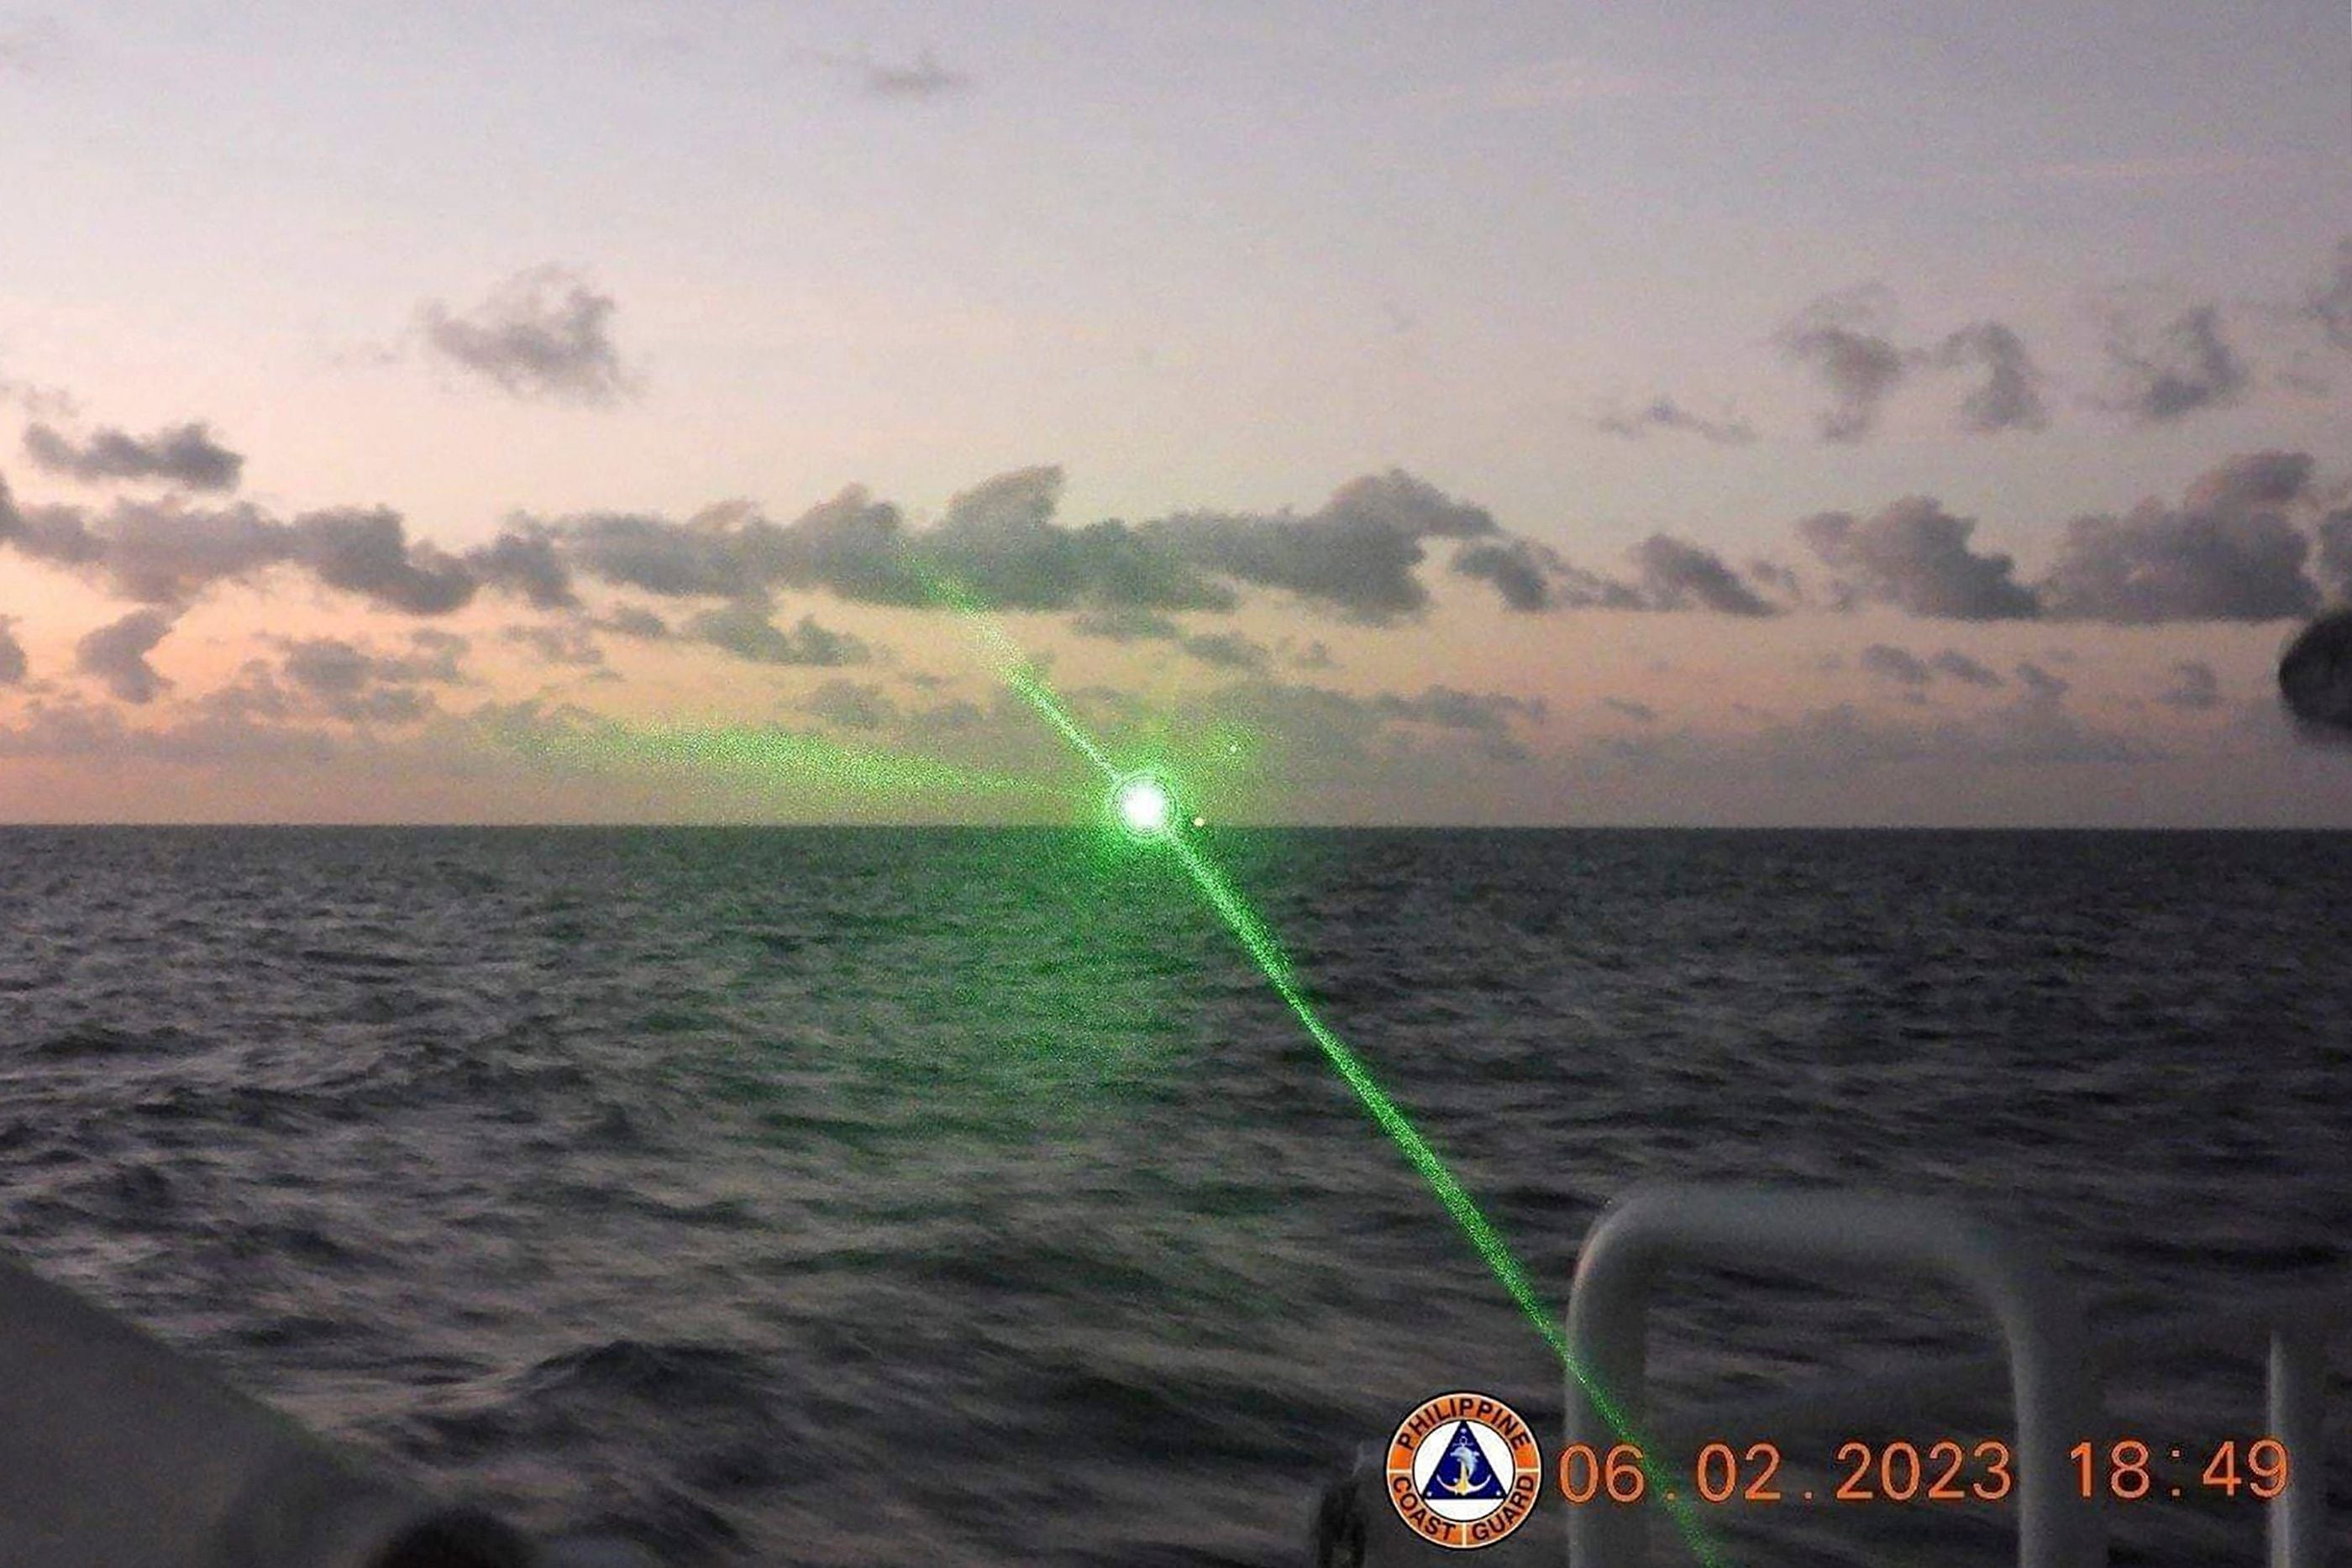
[1799,497,2040,619]
[1593,397,1756,445]
[1928,321,2049,433]
[1858,643,1932,687]
[0,615,24,685]
[554,475,1235,616]
[1631,533,1778,616]
[733,487,929,605]
[419,266,638,404]
[1856,643,2010,693]
[598,605,672,640]
[1206,679,1547,768]
[926,466,1233,612]
[24,421,244,490]
[2038,452,2319,623]
[2014,660,2070,701]
[1746,558,1804,605]
[1372,684,1546,737]
[0,457,1672,632]
[2156,660,2221,712]
[2279,608,2352,738]
[0,496,280,605]
[2097,304,2248,422]
[273,632,468,724]
[1452,534,1779,616]
[804,679,895,730]
[75,608,176,704]
[1450,538,1575,611]
[560,509,748,598]
[684,603,868,666]
[1929,649,2003,687]
[291,508,478,615]
[861,48,970,99]
[0,492,483,616]
[1782,296,2055,439]
[1146,469,1502,621]
[502,621,605,668]
[0,695,337,769]
[1778,287,1908,442]
[1179,630,1270,671]
[469,522,576,609]
[2307,239,2352,354]
[1070,606,1181,642]
[1602,696,1656,722]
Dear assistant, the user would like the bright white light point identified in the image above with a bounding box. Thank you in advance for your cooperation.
[1192,815,1206,828]
[1116,778,1173,835]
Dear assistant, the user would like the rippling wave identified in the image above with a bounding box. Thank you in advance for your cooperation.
[0,826,2346,1565]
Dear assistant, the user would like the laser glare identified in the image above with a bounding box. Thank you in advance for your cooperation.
[908,553,1724,1565]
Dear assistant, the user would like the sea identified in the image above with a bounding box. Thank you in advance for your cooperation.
[0,826,2345,1568]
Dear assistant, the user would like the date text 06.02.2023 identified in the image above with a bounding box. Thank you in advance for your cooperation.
[1556,1439,2291,1507]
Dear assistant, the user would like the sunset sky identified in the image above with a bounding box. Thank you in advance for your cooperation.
[3,1,2349,825]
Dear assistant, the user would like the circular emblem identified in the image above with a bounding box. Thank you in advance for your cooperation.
[1386,1391,1542,1549]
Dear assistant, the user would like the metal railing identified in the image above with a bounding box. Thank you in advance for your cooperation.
[1564,1183,2344,1568]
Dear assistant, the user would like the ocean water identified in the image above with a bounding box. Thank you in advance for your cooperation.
[0,826,2346,1567]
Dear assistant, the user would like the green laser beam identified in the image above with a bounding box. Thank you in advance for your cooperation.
[907,558,1725,1565]
[489,708,1033,803]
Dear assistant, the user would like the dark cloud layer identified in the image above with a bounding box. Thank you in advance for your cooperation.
[420,266,636,404]
[24,422,244,490]
[549,467,1543,625]
[0,615,24,685]
[10,449,2352,721]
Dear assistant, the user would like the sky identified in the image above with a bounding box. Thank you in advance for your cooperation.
[2,0,2349,825]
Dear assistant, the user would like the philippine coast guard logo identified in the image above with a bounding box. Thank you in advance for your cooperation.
[1387,1392,1541,1549]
